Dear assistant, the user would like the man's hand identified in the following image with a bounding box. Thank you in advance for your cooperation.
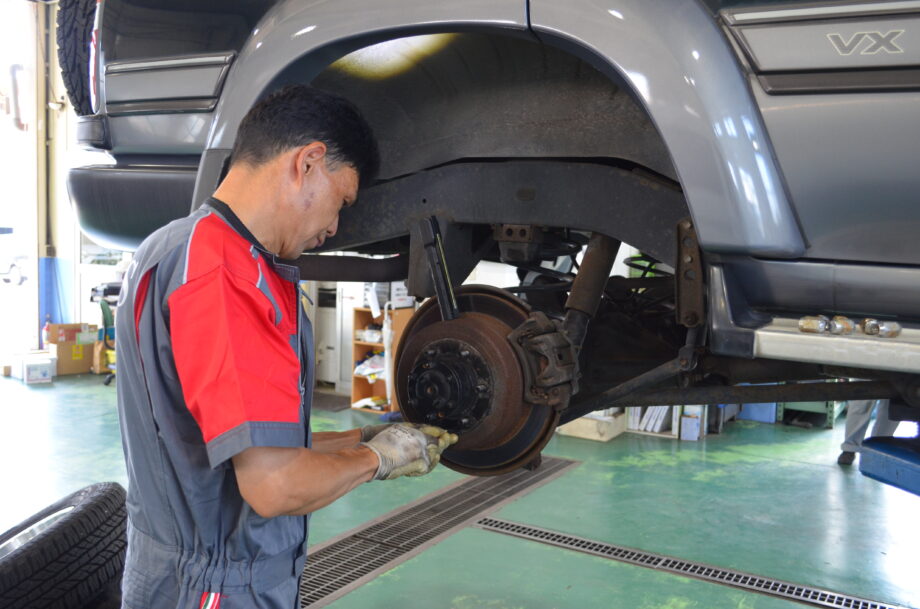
[359,423,392,443]
[361,424,458,480]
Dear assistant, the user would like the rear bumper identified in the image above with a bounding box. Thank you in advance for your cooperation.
[67,162,197,250]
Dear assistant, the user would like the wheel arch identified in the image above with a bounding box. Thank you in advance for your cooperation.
[194,0,530,206]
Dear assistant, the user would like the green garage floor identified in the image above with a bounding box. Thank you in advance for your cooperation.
[1,374,918,609]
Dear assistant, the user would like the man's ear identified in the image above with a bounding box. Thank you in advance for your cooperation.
[295,141,328,178]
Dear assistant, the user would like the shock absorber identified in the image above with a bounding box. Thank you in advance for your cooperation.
[562,233,620,350]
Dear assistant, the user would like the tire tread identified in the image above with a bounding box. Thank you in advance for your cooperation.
[56,0,97,116]
[0,483,127,609]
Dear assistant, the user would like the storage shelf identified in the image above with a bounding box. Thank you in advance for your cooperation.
[351,306,414,413]
[353,374,384,381]
[625,429,678,439]
[351,406,389,415]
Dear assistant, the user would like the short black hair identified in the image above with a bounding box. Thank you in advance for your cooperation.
[231,85,379,188]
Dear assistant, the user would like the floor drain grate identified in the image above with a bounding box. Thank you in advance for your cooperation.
[476,518,908,609]
[299,457,578,607]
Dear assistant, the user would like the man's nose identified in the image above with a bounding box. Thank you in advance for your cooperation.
[326,217,339,237]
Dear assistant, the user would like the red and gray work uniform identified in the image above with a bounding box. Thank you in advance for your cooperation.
[115,198,313,609]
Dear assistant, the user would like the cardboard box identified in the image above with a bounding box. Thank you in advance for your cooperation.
[76,330,97,345]
[91,340,114,375]
[46,323,99,345]
[11,351,57,379]
[47,323,87,344]
[11,353,54,384]
[22,359,54,384]
[50,341,93,375]
[556,412,626,442]
[390,280,414,309]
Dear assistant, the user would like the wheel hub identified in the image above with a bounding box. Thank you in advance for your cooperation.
[396,286,560,475]
[407,339,492,432]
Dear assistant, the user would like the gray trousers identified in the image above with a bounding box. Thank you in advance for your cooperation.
[840,399,900,453]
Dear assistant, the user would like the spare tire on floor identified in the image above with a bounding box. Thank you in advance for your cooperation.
[0,483,127,609]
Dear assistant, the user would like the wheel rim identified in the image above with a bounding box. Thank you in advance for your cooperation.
[0,506,74,560]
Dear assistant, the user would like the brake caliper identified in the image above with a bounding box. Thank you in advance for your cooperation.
[507,311,579,411]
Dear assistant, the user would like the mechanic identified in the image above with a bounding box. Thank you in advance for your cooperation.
[115,85,457,609]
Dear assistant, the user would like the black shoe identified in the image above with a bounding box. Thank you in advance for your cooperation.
[837,451,856,466]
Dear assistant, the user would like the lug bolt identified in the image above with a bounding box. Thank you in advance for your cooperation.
[829,316,855,335]
[877,322,902,338]
[799,315,829,334]
[460,350,470,358]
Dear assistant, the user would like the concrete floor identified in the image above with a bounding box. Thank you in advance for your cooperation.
[1,374,918,608]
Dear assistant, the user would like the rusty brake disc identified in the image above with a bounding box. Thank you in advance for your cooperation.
[396,285,559,475]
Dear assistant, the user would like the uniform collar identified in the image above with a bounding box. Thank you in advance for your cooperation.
[206,197,301,282]
[206,197,268,252]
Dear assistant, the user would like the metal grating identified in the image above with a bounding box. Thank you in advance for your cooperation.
[299,456,577,607]
[476,518,909,609]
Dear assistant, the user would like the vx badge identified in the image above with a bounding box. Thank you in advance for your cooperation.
[827,30,905,55]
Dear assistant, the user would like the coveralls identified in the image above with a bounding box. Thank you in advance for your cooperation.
[115,198,314,609]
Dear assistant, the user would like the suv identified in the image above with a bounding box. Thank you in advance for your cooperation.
[62,0,920,478]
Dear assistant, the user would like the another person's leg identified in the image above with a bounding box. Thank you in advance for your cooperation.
[867,399,900,440]
[838,399,877,465]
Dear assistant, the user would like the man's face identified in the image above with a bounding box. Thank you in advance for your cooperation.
[288,157,359,257]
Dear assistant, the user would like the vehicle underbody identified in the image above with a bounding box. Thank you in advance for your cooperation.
[298,170,919,476]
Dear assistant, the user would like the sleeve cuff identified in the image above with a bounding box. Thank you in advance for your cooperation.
[206,422,305,468]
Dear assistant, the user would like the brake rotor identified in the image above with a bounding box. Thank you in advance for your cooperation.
[396,285,559,475]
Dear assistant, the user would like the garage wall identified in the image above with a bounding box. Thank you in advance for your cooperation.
[0,2,41,357]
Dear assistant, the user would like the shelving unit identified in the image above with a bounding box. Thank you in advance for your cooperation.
[624,406,681,439]
[777,400,846,429]
[776,380,846,429]
[350,307,414,413]
[623,405,710,441]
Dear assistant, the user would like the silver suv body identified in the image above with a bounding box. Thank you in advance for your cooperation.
[66,0,920,475]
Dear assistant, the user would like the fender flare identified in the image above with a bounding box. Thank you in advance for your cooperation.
[196,0,805,259]
[529,0,804,258]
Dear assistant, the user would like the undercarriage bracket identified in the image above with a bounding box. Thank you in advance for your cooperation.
[676,217,704,328]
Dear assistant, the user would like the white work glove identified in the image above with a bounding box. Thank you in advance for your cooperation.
[361,424,458,481]
[359,423,393,443]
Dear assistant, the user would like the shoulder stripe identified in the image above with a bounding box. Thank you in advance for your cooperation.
[255,261,283,325]
[133,269,154,343]
[183,210,212,284]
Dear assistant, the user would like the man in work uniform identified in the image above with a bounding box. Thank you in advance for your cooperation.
[115,85,456,609]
